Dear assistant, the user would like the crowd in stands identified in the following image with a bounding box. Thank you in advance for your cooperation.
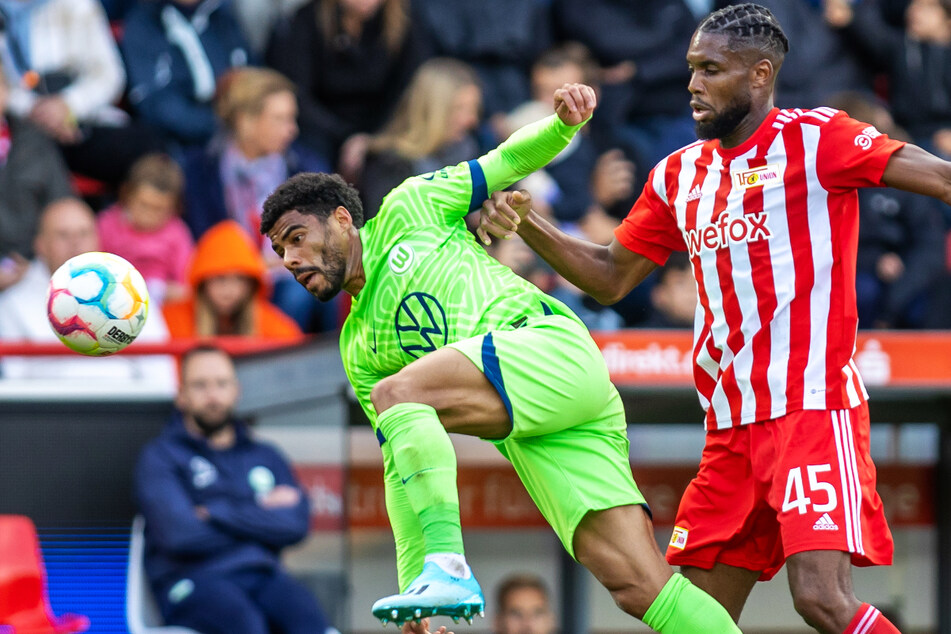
[2,0,951,371]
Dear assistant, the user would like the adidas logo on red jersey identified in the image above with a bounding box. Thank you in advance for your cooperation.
[812,513,839,531]
[685,184,703,202]
[685,211,771,256]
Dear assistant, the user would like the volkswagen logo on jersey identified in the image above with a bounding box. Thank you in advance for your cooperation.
[190,456,217,489]
[396,292,448,359]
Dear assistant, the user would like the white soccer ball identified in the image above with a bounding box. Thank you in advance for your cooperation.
[46,251,150,356]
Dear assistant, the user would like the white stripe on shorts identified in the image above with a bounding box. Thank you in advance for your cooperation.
[831,409,864,555]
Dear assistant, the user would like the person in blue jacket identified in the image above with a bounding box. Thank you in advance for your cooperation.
[121,0,253,149]
[133,344,334,634]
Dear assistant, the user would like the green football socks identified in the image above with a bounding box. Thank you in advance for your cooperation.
[378,402,464,556]
[643,573,741,633]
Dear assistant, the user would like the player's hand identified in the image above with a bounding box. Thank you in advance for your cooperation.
[553,83,596,126]
[477,190,532,246]
[401,618,453,634]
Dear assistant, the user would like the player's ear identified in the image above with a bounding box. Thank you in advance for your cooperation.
[333,205,353,230]
[750,58,773,89]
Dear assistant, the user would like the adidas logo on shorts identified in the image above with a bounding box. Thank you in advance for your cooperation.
[812,513,839,531]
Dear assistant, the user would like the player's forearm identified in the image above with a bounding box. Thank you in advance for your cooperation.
[883,144,951,206]
[482,115,586,191]
[518,210,629,305]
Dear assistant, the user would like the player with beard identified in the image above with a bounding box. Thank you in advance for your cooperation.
[133,345,341,634]
[479,4,951,633]
[261,83,741,634]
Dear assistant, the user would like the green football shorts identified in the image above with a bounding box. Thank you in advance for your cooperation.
[447,314,646,557]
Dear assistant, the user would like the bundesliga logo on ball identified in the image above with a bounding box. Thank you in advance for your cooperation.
[46,252,150,356]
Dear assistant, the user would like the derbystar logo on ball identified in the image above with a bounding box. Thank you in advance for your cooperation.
[46,251,150,356]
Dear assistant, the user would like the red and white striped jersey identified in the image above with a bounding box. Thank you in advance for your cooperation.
[616,107,906,429]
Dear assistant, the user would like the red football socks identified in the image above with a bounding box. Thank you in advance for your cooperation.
[843,604,901,633]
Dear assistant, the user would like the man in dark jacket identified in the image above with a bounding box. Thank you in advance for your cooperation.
[134,344,334,634]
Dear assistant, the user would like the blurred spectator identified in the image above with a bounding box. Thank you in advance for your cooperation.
[0,197,176,391]
[360,57,483,220]
[551,0,696,167]
[855,186,946,329]
[265,0,429,179]
[121,0,253,150]
[0,0,163,184]
[827,91,947,329]
[162,220,303,340]
[182,67,324,239]
[641,251,697,328]
[100,0,136,21]
[929,231,951,328]
[501,43,636,237]
[230,0,309,56]
[96,153,194,306]
[413,0,551,121]
[736,0,875,109]
[826,0,951,155]
[181,66,333,332]
[486,234,556,295]
[134,344,336,634]
[493,573,557,634]
[0,62,73,271]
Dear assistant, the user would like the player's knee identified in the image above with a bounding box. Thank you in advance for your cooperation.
[604,581,654,620]
[576,557,654,619]
[370,374,416,414]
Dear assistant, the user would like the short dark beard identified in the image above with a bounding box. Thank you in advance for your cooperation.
[296,242,347,302]
[193,413,233,438]
[695,91,752,141]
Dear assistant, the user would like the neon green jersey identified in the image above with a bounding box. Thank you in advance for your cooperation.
[339,114,587,429]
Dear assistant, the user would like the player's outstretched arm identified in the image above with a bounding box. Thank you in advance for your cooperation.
[882,143,951,206]
[478,83,595,194]
[479,190,658,305]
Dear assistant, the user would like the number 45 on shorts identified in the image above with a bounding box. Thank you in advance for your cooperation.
[782,464,837,515]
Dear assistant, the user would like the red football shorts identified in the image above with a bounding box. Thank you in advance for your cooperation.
[666,403,893,580]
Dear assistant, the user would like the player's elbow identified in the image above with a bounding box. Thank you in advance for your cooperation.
[591,286,627,306]
[588,276,638,306]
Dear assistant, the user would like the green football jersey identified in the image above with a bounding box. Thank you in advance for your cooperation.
[340,114,587,428]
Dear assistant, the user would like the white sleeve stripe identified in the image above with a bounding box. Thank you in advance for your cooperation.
[652,156,670,206]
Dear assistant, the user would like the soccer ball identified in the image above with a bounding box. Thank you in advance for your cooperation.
[46,252,150,356]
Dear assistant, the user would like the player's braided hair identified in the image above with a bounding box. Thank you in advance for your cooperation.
[698,3,789,61]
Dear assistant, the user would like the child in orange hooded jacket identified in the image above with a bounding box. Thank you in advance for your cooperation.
[163,220,303,340]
